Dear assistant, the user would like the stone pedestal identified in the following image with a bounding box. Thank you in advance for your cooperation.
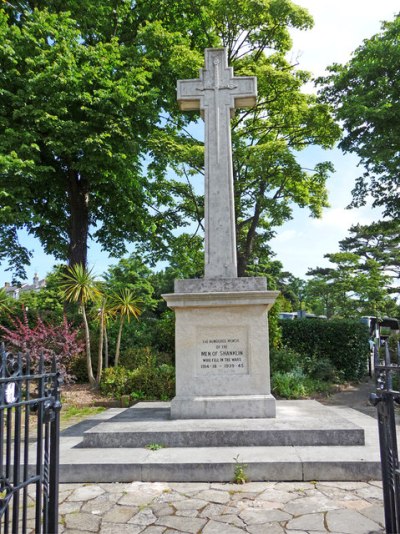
[163,278,279,419]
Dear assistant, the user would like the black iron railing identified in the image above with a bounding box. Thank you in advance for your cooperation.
[0,345,61,534]
[370,341,400,534]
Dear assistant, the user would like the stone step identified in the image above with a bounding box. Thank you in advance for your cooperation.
[79,401,365,448]
[54,403,384,483]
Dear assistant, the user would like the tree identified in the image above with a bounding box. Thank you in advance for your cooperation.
[339,219,400,292]
[148,0,341,275]
[318,14,400,217]
[0,2,213,278]
[59,264,100,385]
[306,252,398,319]
[111,288,142,367]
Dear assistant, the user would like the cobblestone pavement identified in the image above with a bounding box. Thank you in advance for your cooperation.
[56,480,385,533]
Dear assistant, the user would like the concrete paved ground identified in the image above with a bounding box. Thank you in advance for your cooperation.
[56,480,385,533]
[52,378,389,532]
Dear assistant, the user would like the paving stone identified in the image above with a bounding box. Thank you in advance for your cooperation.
[59,501,82,514]
[211,482,273,493]
[246,523,285,534]
[283,495,341,515]
[339,499,372,511]
[196,490,231,504]
[155,515,207,533]
[319,487,363,502]
[368,481,383,488]
[151,503,175,517]
[175,509,200,517]
[68,485,105,502]
[100,523,143,534]
[202,519,244,534]
[169,482,210,494]
[286,512,325,531]
[235,498,282,511]
[154,492,185,504]
[326,508,382,533]
[81,493,121,513]
[229,492,260,502]
[274,482,315,492]
[358,504,384,526]
[317,482,369,490]
[257,489,296,503]
[140,528,167,534]
[119,490,161,507]
[199,503,238,518]
[209,513,246,528]
[354,485,384,501]
[99,483,131,493]
[172,498,208,511]
[102,505,136,523]
[64,512,101,532]
[239,508,291,524]
[129,508,158,526]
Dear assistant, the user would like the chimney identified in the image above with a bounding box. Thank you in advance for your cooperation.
[33,273,39,288]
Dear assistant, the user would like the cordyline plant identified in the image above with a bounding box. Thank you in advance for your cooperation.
[0,308,83,382]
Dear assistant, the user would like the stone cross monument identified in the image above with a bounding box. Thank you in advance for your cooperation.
[177,48,256,278]
[163,49,279,419]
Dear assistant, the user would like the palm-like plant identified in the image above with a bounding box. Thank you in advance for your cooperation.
[111,288,142,367]
[60,264,101,386]
[0,288,12,314]
[94,294,115,383]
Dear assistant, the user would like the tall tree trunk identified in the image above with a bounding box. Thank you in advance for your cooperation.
[104,326,109,369]
[81,305,96,386]
[96,307,104,384]
[114,316,124,367]
[67,170,89,267]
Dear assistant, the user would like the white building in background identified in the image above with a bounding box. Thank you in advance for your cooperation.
[3,274,46,299]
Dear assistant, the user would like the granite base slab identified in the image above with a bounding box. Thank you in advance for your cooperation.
[80,400,364,448]
[51,403,385,482]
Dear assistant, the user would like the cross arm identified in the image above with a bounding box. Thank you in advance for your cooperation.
[177,79,202,111]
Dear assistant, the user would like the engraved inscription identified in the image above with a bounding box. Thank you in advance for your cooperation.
[197,327,248,375]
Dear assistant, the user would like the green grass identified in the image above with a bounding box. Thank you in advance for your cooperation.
[61,406,106,420]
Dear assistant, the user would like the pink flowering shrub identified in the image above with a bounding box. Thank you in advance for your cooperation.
[0,309,84,382]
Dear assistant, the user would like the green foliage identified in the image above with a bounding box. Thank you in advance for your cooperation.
[270,347,302,375]
[318,14,400,217]
[100,364,175,401]
[0,2,210,276]
[119,346,173,371]
[280,319,369,381]
[272,370,330,399]
[145,443,165,451]
[233,455,249,485]
[62,406,106,419]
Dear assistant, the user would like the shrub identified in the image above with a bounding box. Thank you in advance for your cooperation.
[119,346,173,370]
[0,309,83,382]
[100,364,175,401]
[279,319,369,381]
[269,346,302,375]
[272,370,331,399]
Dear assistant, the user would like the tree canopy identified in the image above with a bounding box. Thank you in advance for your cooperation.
[0,0,341,280]
[149,0,341,275]
[318,13,400,217]
[0,1,211,278]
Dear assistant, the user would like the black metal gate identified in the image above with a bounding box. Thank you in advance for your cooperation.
[370,341,400,534]
[0,345,61,533]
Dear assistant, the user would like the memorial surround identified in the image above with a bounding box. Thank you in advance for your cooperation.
[163,48,279,419]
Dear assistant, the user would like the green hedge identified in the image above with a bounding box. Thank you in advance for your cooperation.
[279,319,369,381]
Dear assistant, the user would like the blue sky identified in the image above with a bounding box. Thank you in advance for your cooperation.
[1,0,398,286]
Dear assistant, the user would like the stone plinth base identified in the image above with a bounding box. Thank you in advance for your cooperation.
[170,394,276,419]
[163,280,279,420]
